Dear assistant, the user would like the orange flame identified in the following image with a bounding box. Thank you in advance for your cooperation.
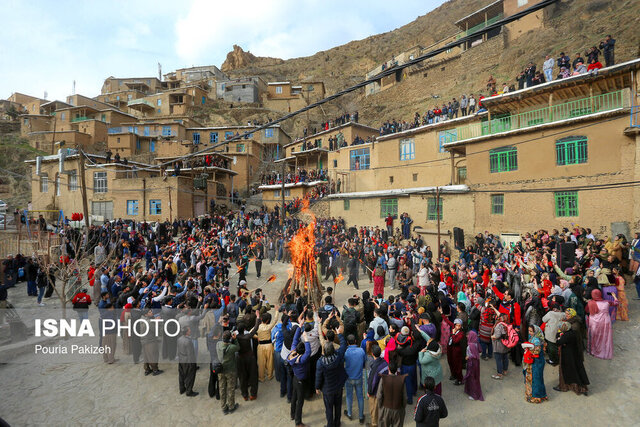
[266,274,277,283]
[334,274,344,285]
[287,198,320,302]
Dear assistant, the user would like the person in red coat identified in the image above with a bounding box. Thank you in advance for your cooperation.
[441,313,466,385]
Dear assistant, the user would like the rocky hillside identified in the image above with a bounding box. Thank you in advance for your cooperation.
[222,0,640,136]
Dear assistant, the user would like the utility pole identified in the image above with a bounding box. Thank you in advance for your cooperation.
[436,186,441,259]
[142,178,147,221]
[77,148,90,242]
[280,160,285,228]
[168,186,173,222]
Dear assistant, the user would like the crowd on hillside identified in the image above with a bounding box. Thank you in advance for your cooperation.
[301,112,360,139]
[3,199,638,426]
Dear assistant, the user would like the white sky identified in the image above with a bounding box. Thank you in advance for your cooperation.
[0,0,444,101]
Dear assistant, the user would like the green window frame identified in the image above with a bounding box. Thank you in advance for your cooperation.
[491,194,504,215]
[489,146,517,173]
[399,138,415,160]
[343,199,350,210]
[556,136,587,165]
[427,197,443,221]
[380,198,398,218]
[554,191,578,217]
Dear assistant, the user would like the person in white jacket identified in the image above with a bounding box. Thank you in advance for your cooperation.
[417,262,430,295]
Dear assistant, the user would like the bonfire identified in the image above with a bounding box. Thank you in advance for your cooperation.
[281,200,324,307]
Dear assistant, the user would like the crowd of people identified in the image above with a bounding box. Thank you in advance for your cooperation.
[260,169,328,186]
[3,203,639,426]
[512,35,616,91]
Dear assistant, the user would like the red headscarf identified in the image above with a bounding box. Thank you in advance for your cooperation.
[587,289,603,314]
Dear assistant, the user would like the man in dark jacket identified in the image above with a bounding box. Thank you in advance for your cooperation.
[599,35,615,67]
[414,376,448,427]
[376,362,407,426]
[367,345,388,427]
[315,325,347,427]
[287,328,311,427]
[177,326,198,396]
[236,317,260,400]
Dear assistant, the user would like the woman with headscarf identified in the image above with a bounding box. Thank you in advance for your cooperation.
[373,261,385,297]
[522,337,547,403]
[441,312,465,385]
[613,267,628,321]
[457,291,471,313]
[463,330,484,401]
[417,326,444,395]
[601,272,618,323]
[585,289,618,359]
[555,321,590,395]
[478,298,496,360]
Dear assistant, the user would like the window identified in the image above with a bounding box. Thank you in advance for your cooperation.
[61,112,66,120]
[457,166,467,183]
[150,141,155,152]
[438,130,457,153]
[143,126,150,136]
[210,132,218,143]
[285,189,291,197]
[116,95,120,101]
[162,126,172,136]
[350,148,370,170]
[413,173,418,181]
[518,0,528,6]
[157,99,162,106]
[333,160,338,168]
[202,96,206,105]
[489,146,518,173]
[275,86,283,94]
[117,137,120,144]
[265,128,274,138]
[127,94,132,100]
[555,191,578,217]
[389,176,394,183]
[225,131,234,140]
[427,197,443,220]
[69,170,78,191]
[193,132,200,144]
[127,200,139,216]
[399,138,415,160]
[136,139,141,151]
[92,201,113,220]
[491,194,504,215]
[344,199,350,210]
[274,190,280,198]
[93,171,107,193]
[380,198,398,218]
[236,144,245,152]
[149,199,162,215]
[556,136,587,165]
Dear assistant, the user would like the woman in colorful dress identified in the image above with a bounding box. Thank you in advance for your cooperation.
[478,298,496,360]
[613,267,629,321]
[522,337,547,403]
[586,289,618,360]
[463,330,484,401]
[372,262,385,297]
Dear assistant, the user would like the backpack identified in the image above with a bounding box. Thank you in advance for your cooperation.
[342,307,357,332]
[498,322,519,348]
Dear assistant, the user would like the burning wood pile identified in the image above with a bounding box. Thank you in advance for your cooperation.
[280,200,324,308]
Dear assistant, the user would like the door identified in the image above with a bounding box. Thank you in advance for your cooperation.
[193,196,205,217]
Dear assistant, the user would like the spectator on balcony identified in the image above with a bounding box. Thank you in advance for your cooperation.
[524,62,537,88]
[572,53,585,72]
[585,46,601,65]
[451,98,460,119]
[572,62,588,76]
[460,95,468,116]
[557,52,571,72]
[543,55,555,82]
[468,95,476,114]
[587,58,603,74]
[557,67,571,80]
[599,35,615,67]
[516,71,526,90]
[531,72,545,86]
